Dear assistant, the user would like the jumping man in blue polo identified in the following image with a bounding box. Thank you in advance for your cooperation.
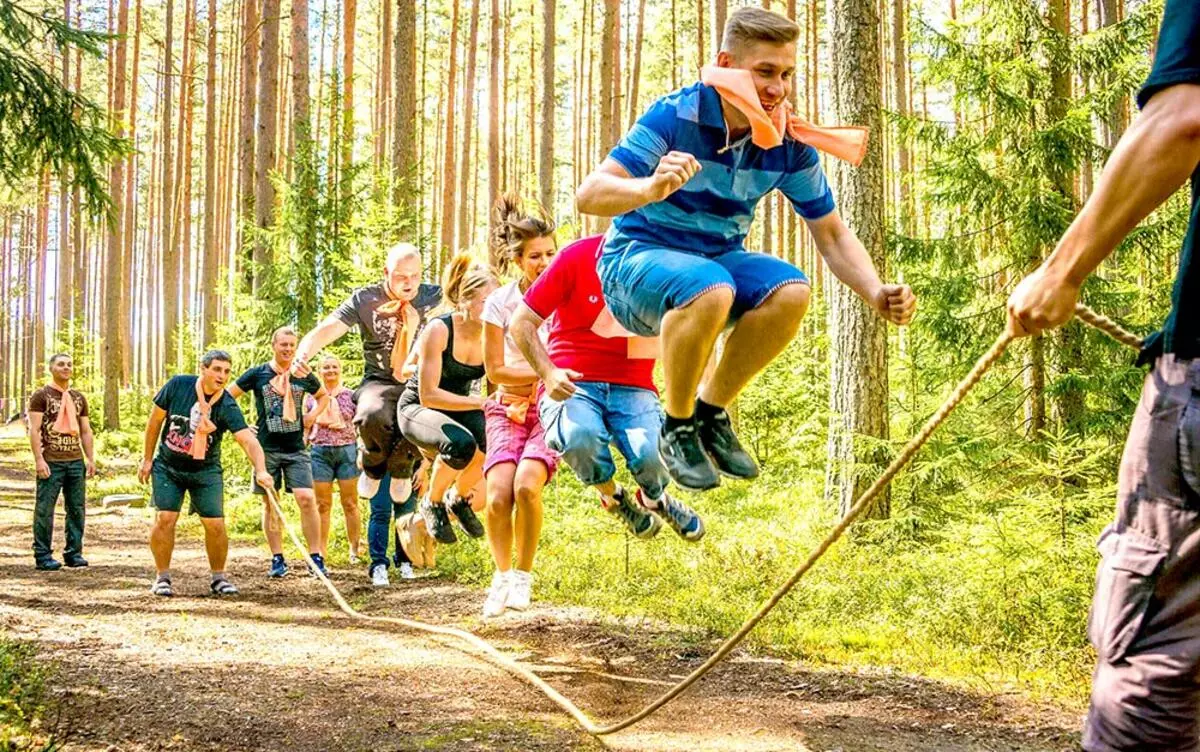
[576,7,917,491]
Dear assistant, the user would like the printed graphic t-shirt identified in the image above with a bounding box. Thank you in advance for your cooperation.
[235,364,322,454]
[153,375,248,472]
[332,282,443,383]
[28,386,89,462]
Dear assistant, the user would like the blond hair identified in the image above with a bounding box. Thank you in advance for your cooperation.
[385,242,422,271]
[488,194,556,275]
[271,326,298,344]
[441,253,497,309]
[721,7,800,53]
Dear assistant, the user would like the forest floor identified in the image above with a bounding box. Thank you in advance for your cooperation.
[0,425,1085,752]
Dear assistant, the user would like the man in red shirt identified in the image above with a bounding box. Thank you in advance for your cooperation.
[510,236,704,540]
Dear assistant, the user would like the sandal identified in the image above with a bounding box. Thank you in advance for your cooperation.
[210,577,239,596]
[150,578,174,597]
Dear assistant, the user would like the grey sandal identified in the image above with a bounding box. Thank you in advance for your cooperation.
[210,577,239,596]
[150,578,174,597]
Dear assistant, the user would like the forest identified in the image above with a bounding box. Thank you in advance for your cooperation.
[0,0,1185,746]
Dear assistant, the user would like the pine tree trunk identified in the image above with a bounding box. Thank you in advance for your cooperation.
[1098,0,1127,147]
[254,0,281,291]
[599,0,618,155]
[105,0,130,429]
[626,0,646,130]
[34,174,48,374]
[712,0,725,56]
[177,0,196,342]
[825,0,889,519]
[122,0,141,384]
[695,0,705,70]
[394,0,418,213]
[202,0,221,347]
[376,0,393,171]
[891,0,910,233]
[457,0,481,246]
[341,0,357,171]
[56,3,73,337]
[538,0,556,210]
[487,0,501,256]
[439,0,461,256]
[238,0,259,287]
[162,0,178,370]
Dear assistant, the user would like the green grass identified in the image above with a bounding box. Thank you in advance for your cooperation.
[0,639,59,752]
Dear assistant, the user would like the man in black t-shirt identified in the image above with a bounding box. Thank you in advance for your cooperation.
[139,350,273,597]
[229,326,329,578]
[1008,2,1200,748]
[295,243,442,507]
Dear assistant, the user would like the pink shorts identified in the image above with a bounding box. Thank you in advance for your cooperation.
[483,397,559,477]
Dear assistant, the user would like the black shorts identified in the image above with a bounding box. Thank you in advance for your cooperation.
[151,459,225,518]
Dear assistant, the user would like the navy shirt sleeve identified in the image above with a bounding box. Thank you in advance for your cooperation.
[298,373,321,395]
[1138,0,1200,109]
[234,366,260,394]
[153,377,178,411]
[333,289,364,328]
[216,395,249,434]
[609,98,675,179]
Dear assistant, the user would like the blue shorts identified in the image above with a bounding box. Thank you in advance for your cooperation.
[310,443,359,483]
[597,237,809,336]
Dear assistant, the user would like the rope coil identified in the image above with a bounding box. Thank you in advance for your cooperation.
[264,302,1141,737]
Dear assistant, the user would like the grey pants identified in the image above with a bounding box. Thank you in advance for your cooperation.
[1084,355,1200,751]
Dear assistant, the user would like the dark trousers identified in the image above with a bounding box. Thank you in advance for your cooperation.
[366,473,414,569]
[1084,355,1200,751]
[354,378,422,480]
[33,459,86,561]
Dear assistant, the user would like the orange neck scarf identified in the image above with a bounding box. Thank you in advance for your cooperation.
[700,65,869,166]
[47,382,79,436]
[315,385,349,429]
[268,360,297,423]
[191,379,224,460]
[376,285,420,381]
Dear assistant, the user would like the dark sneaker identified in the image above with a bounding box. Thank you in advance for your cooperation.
[448,494,485,539]
[696,408,759,480]
[35,558,62,571]
[659,423,720,491]
[602,487,662,539]
[63,555,89,568]
[420,497,458,544]
[639,489,705,542]
[268,554,288,578]
[308,552,328,578]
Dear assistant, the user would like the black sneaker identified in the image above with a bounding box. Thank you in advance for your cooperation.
[639,489,705,542]
[35,558,62,571]
[602,487,662,539]
[696,408,759,480]
[64,555,89,568]
[448,494,485,539]
[658,423,720,491]
[420,497,458,544]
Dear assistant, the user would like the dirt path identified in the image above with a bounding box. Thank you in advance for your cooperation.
[0,429,1082,751]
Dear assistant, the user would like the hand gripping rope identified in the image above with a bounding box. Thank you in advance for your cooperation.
[262,303,1143,737]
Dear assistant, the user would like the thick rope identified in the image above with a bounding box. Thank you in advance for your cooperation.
[264,301,1141,737]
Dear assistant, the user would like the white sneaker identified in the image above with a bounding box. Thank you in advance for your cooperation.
[398,562,415,580]
[389,477,413,503]
[370,563,390,588]
[358,473,381,498]
[506,570,533,611]
[482,570,510,618]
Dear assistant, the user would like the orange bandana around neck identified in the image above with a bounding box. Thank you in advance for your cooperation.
[376,287,420,381]
[48,383,79,436]
[191,380,224,460]
[700,65,869,166]
[269,361,297,423]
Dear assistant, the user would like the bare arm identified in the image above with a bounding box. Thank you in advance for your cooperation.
[417,321,484,411]
[483,322,537,387]
[138,405,167,483]
[576,153,701,217]
[226,384,246,400]
[79,416,96,476]
[233,428,275,490]
[806,210,916,325]
[1009,84,1200,334]
[295,313,352,364]
[28,411,48,478]
[511,303,581,400]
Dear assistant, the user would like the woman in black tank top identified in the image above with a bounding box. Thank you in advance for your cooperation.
[398,255,497,546]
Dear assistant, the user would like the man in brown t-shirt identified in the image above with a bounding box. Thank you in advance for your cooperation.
[28,353,96,571]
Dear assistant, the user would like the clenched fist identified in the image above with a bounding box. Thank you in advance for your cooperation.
[646,151,702,203]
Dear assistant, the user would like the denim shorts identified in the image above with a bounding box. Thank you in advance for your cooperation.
[151,459,225,518]
[597,236,810,336]
[253,450,315,495]
[310,443,359,483]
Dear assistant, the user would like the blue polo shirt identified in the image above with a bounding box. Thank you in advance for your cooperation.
[1137,0,1200,362]
[606,82,836,257]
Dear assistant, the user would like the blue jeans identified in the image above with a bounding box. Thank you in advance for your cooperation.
[597,238,809,336]
[33,459,86,561]
[538,381,670,499]
[367,473,417,569]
